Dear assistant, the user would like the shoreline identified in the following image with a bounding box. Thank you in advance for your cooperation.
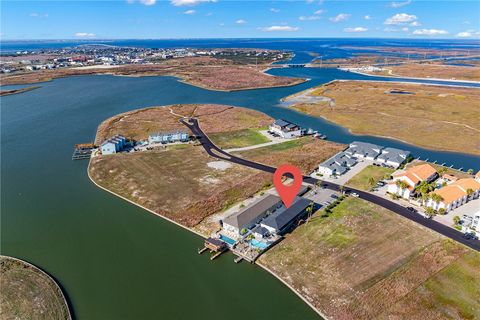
[0,255,73,320]
[341,68,480,85]
[86,148,328,319]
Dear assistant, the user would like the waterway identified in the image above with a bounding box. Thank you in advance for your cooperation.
[1,64,479,319]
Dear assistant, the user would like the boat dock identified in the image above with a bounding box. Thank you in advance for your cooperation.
[72,143,95,160]
[198,237,227,261]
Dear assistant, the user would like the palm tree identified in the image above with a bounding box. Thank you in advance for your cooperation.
[466,188,474,200]
[306,201,315,222]
[467,168,474,175]
[430,193,444,205]
[368,177,375,188]
[395,180,409,196]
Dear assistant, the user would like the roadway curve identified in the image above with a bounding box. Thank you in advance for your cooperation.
[181,118,480,251]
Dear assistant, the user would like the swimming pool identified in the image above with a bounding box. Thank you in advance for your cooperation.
[250,239,269,250]
[220,234,236,246]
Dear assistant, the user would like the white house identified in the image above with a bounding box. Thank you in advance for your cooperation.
[148,131,189,144]
[469,211,480,236]
[344,141,383,161]
[100,135,126,155]
[269,119,302,139]
[375,147,410,168]
[387,163,437,199]
[426,178,480,212]
[318,152,357,176]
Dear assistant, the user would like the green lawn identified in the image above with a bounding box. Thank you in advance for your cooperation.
[209,128,270,149]
[347,165,394,191]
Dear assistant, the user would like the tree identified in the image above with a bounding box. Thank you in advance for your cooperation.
[425,207,436,217]
[339,185,345,194]
[368,177,375,188]
[467,168,474,175]
[438,208,446,215]
[306,201,315,222]
[453,215,460,225]
[466,188,474,199]
[437,167,448,175]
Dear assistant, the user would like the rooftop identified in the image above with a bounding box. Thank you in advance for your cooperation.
[223,194,281,229]
[262,197,310,232]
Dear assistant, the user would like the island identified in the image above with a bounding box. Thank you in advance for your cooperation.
[0,255,71,320]
[282,80,480,155]
[0,85,40,96]
[87,103,480,319]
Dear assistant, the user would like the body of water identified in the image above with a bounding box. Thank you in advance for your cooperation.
[2,39,479,320]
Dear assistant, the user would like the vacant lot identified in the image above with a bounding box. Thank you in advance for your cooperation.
[0,256,70,320]
[235,137,345,175]
[371,62,480,82]
[90,104,275,228]
[1,56,305,91]
[209,129,270,149]
[347,165,394,191]
[286,80,480,155]
[259,197,479,319]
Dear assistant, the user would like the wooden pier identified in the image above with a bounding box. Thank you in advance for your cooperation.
[72,143,95,160]
[199,237,228,261]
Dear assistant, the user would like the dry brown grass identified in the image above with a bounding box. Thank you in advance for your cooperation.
[381,63,480,82]
[235,137,346,175]
[288,80,480,155]
[259,197,479,320]
[90,105,276,228]
[0,56,305,91]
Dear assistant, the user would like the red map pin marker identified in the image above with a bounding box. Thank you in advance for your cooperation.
[273,164,303,208]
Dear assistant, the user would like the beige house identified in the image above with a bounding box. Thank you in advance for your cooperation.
[426,178,480,212]
[387,164,438,199]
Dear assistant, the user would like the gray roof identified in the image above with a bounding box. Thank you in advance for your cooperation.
[345,141,383,158]
[100,134,125,147]
[223,194,281,229]
[149,131,188,137]
[253,226,270,236]
[262,197,310,232]
[376,147,410,164]
[273,119,291,127]
[319,152,355,173]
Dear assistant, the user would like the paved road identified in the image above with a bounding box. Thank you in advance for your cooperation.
[182,118,480,251]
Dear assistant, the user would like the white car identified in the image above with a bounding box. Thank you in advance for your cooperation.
[351,192,359,198]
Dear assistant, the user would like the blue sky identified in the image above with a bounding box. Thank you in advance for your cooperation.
[1,0,479,40]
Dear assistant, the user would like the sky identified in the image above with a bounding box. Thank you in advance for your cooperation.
[1,0,479,40]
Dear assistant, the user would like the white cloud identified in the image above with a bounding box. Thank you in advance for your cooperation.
[389,0,411,8]
[140,0,156,5]
[183,9,195,14]
[270,8,280,13]
[299,15,320,21]
[344,27,368,32]
[236,19,247,24]
[329,13,351,23]
[410,21,421,26]
[29,12,48,17]
[383,27,409,32]
[364,15,371,20]
[402,27,409,31]
[384,13,417,25]
[314,9,323,15]
[260,25,299,32]
[75,32,95,37]
[456,30,477,38]
[170,0,216,6]
[412,29,448,36]
[205,12,212,16]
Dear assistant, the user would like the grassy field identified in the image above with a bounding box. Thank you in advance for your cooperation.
[0,256,70,320]
[288,80,480,155]
[235,137,345,174]
[259,197,479,319]
[90,104,277,228]
[209,128,270,149]
[378,62,480,82]
[347,165,394,191]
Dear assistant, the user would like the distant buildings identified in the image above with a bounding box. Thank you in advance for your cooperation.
[426,178,480,212]
[148,131,189,144]
[100,135,126,155]
[269,119,303,139]
[222,194,282,235]
[387,164,438,199]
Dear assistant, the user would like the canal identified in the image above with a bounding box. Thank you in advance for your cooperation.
[1,67,479,319]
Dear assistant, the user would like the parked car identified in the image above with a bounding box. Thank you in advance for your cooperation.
[463,232,478,240]
[406,207,417,213]
[331,194,338,199]
[351,192,359,198]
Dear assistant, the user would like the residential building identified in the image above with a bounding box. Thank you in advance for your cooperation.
[375,147,410,168]
[260,197,310,235]
[476,171,480,183]
[100,135,126,155]
[387,163,438,199]
[469,211,480,236]
[318,152,357,176]
[222,195,282,235]
[148,131,189,144]
[344,141,383,160]
[426,178,480,212]
[269,119,303,139]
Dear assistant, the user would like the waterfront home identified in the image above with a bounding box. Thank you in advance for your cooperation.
[426,178,480,212]
[269,119,303,139]
[344,141,383,160]
[222,195,282,235]
[318,152,357,176]
[387,164,438,199]
[100,135,126,155]
[469,211,480,236]
[260,197,310,235]
[375,147,410,168]
[148,131,189,144]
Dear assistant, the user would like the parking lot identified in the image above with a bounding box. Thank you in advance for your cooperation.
[303,186,339,208]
